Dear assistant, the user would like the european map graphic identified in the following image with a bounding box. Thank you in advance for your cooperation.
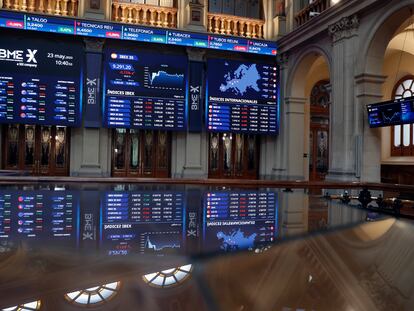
[216,229,257,251]
[219,63,261,96]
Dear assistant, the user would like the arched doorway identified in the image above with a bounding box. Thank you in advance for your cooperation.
[287,50,331,181]
[309,80,330,181]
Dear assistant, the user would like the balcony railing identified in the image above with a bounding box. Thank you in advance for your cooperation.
[2,0,78,16]
[295,0,330,27]
[207,12,265,39]
[112,0,177,28]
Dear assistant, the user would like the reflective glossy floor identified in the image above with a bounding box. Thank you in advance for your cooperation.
[0,183,413,311]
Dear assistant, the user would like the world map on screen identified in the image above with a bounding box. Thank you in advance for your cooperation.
[219,63,261,96]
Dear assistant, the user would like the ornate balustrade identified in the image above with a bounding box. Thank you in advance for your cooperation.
[112,0,177,28]
[2,0,78,16]
[207,12,265,39]
[295,0,330,27]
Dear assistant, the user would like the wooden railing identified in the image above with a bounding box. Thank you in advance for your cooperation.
[207,12,264,39]
[295,0,330,27]
[2,0,78,16]
[112,0,177,28]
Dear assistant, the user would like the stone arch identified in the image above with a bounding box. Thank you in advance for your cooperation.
[284,45,331,180]
[361,1,414,76]
[287,45,332,99]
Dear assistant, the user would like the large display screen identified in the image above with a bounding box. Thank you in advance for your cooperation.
[206,59,279,134]
[0,190,79,247]
[0,35,83,126]
[101,191,185,256]
[203,191,277,252]
[103,49,188,130]
[367,97,414,128]
[0,11,277,56]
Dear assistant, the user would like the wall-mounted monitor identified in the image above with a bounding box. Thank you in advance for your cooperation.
[103,48,188,131]
[0,36,83,127]
[206,58,279,135]
[367,96,414,128]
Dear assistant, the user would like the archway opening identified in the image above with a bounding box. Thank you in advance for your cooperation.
[288,52,330,181]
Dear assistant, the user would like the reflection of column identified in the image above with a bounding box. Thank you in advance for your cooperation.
[327,15,359,181]
[285,97,306,180]
[280,191,308,237]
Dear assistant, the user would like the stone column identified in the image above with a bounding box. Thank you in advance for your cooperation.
[261,0,273,40]
[355,73,386,182]
[285,96,306,180]
[70,39,111,177]
[270,52,289,179]
[81,0,106,19]
[184,0,207,32]
[327,15,359,181]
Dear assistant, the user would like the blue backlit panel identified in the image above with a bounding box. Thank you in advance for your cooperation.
[0,35,83,126]
[206,58,279,134]
[0,10,277,56]
[103,48,188,130]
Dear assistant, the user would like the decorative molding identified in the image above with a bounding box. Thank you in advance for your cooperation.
[276,52,289,69]
[83,38,105,52]
[328,15,359,42]
[186,47,206,62]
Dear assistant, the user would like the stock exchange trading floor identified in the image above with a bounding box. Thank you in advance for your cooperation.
[0,183,413,311]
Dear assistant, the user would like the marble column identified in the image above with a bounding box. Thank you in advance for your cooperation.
[327,15,360,181]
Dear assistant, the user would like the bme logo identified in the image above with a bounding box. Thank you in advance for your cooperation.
[0,49,38,63]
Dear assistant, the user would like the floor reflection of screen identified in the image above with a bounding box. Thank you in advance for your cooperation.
[0,190,79,247]
[203,191,278,252]
[101,191,185,256]
[141,231,181,254]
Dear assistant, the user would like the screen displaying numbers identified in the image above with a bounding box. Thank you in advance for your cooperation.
[207,59,279,135]
[103,49,188,131]
[0,36,83,126]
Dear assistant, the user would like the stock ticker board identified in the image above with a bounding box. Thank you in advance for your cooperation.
[0,35,83,126]
[0,10,277,56]
[103,49,188,130]
[206,59,279,134]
